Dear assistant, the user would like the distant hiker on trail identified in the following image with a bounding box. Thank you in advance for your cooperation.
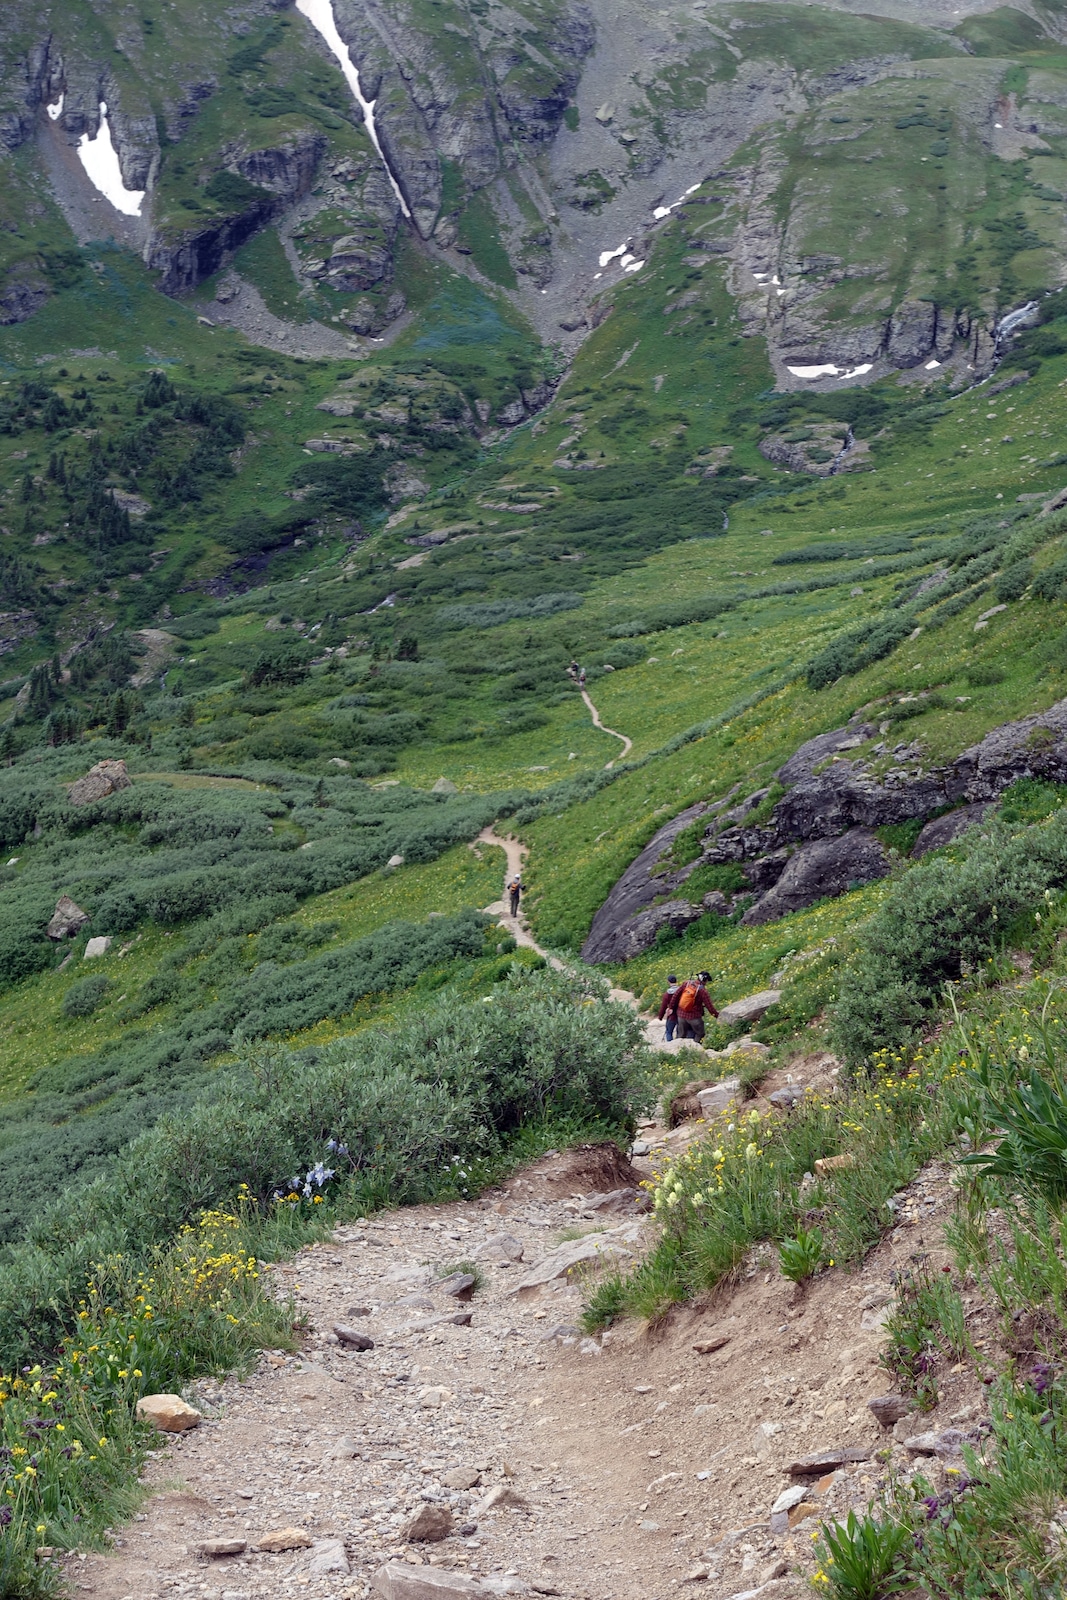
[676,971,718,1043]
[578,667,587,689]
[507,874,524,917]
[658,973,683,1043]
[567,659,579,680]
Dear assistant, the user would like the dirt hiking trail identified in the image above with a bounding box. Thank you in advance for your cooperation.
[70,1112,984,1600]
[580,691,632,768]
[473,830,637,1011]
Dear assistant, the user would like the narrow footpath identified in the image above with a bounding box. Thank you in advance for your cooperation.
[69,1131,969,1600]
[580,692,632,769]
[473,830,641,1015]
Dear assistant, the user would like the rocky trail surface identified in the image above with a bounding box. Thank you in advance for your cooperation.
[69,1113,983,1600]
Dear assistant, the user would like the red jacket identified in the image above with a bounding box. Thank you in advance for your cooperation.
[658,985,682,1020]
[676,983,718,1021]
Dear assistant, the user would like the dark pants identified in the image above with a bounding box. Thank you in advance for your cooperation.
[664,1014,678,1043]
[678,1015,705,1042]
[509,890,520,915]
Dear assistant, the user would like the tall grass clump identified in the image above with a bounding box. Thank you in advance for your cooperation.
[585,1043,966,1326]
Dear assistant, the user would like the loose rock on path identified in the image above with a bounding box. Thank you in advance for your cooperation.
[70,1135,985,1600]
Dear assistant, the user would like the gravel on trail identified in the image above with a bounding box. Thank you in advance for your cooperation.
[68,1135,978,1600]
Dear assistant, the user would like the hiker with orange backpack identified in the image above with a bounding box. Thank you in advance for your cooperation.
[675,971,718,1043]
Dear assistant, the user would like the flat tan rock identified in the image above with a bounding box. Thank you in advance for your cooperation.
[372,1561,488,1598]
[256,1527,313,1552]
[814,1153,855,1177]
[472,1484,527,1516]
[135,1394,201,1433]
[196,1538,246,1557]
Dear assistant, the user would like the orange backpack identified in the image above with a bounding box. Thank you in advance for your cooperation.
[678,980,701,1012]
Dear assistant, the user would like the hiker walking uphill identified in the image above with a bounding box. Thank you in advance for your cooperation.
[507,872,525,918]
[675,971,718,1043]
[658,973,684,1043]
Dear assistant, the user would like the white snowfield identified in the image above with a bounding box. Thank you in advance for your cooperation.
[295,0,410,217]
[76,102,144,217]
[596,240,644,275]
[786,361,873,381]
[652,182,700,220]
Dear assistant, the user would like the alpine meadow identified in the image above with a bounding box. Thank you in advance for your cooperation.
[6,0,1067,1596]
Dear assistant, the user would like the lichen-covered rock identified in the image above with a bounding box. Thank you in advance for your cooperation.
[948,698,1067,801]
[911,804,992,857]
[46,896,89,941]
[67,759,132,807]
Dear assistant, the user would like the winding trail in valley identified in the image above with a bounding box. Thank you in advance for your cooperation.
[580,689,632,768]
[473,828,643,1014]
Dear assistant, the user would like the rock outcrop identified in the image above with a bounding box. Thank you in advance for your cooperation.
[583,697,1067,960]
[740,830,891,926]
[46,896,89,940]
[146,133,326,295]
[66,758,132,807]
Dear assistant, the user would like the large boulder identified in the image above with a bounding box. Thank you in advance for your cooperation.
[948,698,1067,801]
[46,896,89,941]
[66,759,132,807]
[911,804,992,858]
[742,829,890,926]
[589,899,707,962]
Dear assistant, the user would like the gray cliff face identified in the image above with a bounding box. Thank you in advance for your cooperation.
[3,0,1067,373]
[330,0,595,241]
[147,133,326,295]
[581,698,1067,963]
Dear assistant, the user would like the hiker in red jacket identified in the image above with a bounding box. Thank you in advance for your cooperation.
[657,973,683,1043]
[676,971,718,1043]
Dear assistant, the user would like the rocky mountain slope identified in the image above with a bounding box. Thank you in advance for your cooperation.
[5,0,1067,377]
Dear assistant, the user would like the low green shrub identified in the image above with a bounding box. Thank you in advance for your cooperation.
[0,963,651,1367]
[61,975,110,1019]
[830,811,1067,1070]
[0,910,497,1236]
[994,559,1033,602]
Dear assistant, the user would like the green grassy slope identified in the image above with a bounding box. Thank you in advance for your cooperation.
[4,4,1067,1244]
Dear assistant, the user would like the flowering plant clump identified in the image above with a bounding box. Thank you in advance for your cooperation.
[274,1141,347,1206]
[0,1206,291,1598]
[589,1038,970,1326]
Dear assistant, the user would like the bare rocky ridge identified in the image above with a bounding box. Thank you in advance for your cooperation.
[70,1122,989,1600]
[583,697,1067,962]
